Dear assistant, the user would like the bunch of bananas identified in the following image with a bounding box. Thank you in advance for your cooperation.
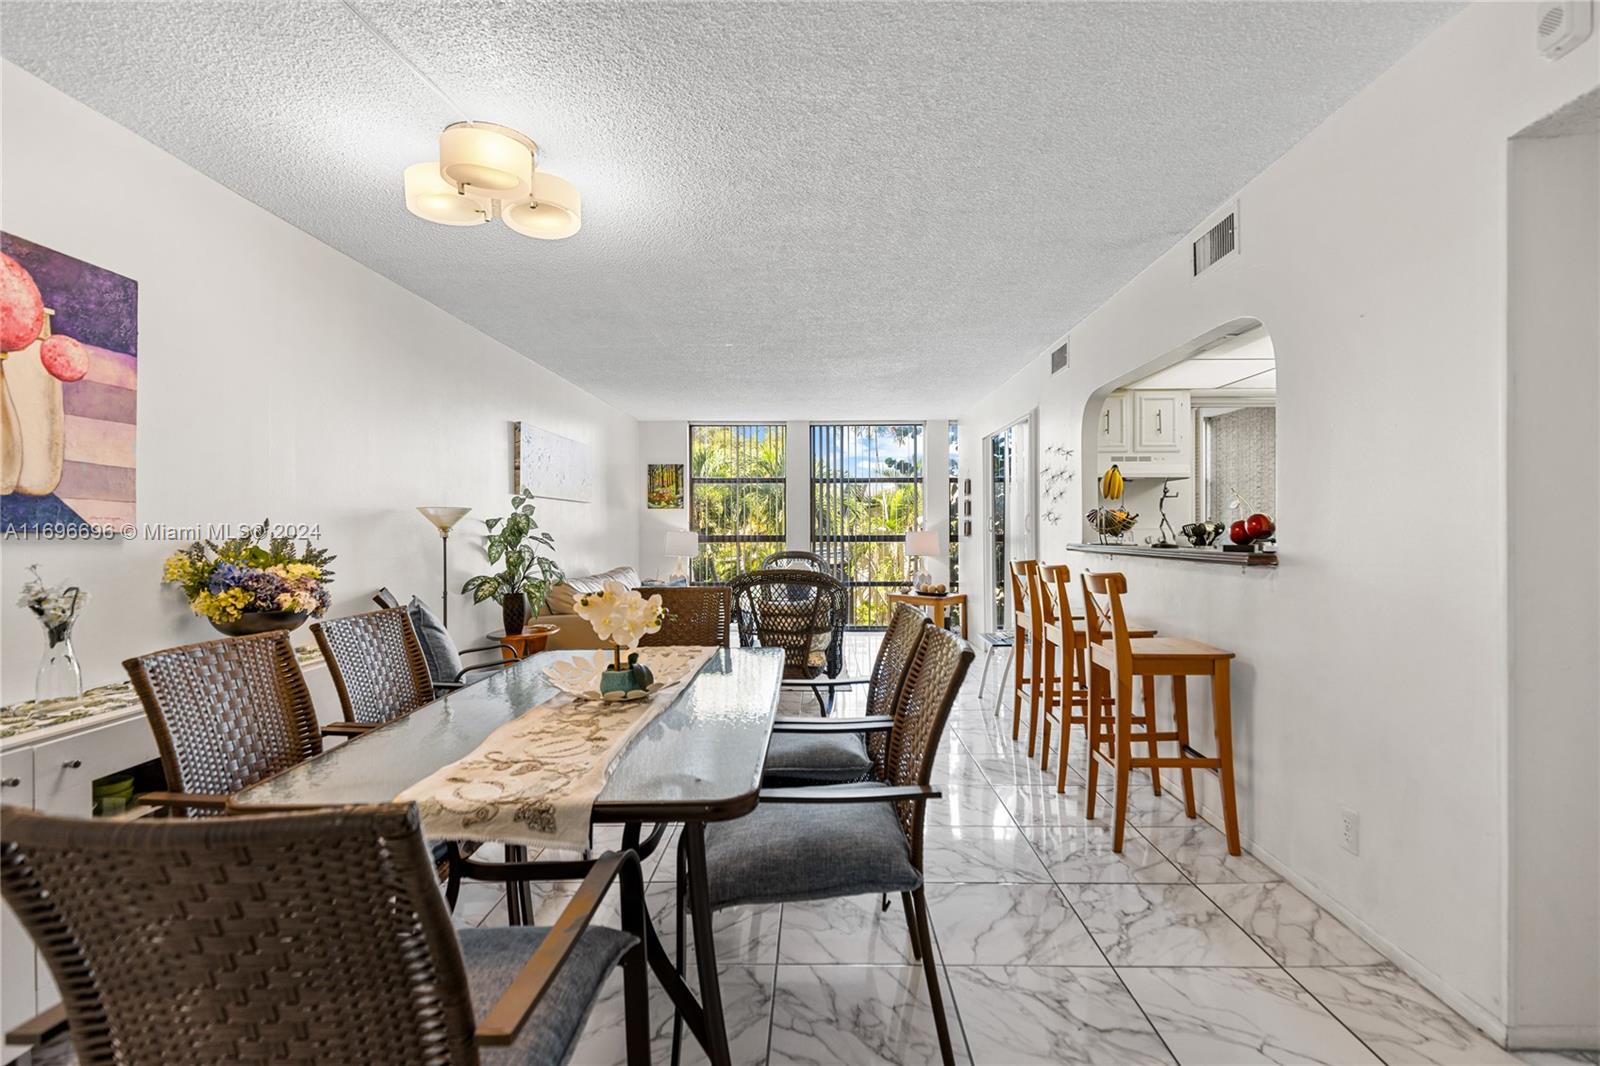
[1099,464,1125,501]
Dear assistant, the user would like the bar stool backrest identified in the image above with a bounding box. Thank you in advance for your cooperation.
[1009,560,1041,634]
[1082,571,1133,675]
[1038,564,1072,629]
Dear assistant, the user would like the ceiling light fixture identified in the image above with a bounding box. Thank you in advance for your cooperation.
[404,122,581,239]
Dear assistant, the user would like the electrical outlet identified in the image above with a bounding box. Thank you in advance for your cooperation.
[1340,808,1360,856]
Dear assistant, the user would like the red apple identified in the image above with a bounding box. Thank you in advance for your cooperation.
[1229,519,1252,544]
[40,335,89,382]
[0,253,44,353]
[1245,513,1275,540]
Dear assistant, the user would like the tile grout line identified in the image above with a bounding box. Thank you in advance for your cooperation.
[1010,779,1184,1066]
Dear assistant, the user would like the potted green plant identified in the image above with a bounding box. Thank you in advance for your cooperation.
[462,490,562,635]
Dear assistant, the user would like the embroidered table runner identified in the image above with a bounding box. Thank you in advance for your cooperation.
[397,645,716,849]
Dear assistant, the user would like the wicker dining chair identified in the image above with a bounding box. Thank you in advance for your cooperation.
[123,630,328,814]
[761,603,928,786]
[0,803,650,1066]
[728,568,849,711]
[637,585,732,647]
[682,626,974,1066]
[312,607,436,728]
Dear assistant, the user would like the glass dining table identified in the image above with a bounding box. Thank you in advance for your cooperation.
[231,645,785,1066]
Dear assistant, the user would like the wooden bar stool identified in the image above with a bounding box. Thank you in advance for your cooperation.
[1039,565,1160,792]
[1009,560,1043,755]
[1082,571,1241,854]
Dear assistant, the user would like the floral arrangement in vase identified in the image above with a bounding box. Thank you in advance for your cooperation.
[162,520,335,636]
[17,565,87,703]
[573,580,667,698]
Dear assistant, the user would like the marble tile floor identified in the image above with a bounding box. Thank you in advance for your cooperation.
[452,646,1585,1066]
[25,637,1595,1066]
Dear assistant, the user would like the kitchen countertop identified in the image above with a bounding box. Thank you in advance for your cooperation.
[1,643,325,745]
[1066,542,1279,567]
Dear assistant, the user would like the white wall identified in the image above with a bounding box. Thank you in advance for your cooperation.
[952,3,1598,1042]
[638,420,691,582]
[1506,123,1599,1046]
[0,62,639,703]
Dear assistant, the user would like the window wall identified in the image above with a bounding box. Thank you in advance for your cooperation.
[688,424,786,582]
[811,423,923,626]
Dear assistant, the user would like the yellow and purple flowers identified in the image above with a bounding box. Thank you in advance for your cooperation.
[162,520,335,623]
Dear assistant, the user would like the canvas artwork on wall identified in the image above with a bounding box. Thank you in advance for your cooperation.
[513,421,593,503]
[647,463,684,509]
[1,234,138,535]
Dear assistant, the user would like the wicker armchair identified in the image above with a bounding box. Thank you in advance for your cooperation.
[312,607,435,729]
[0,803,650,1066]
[638,585,732,647]
[687,626,975,1066]
[762,603,927,785]
[122,630,324,814]
[728,568,849,711]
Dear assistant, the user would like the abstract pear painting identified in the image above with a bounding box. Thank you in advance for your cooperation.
[0,233,138,534]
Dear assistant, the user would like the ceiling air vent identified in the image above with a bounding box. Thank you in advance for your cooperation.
[1050,340,1070,374]
[1537,1,1593,59]
[1193,210,1237,277]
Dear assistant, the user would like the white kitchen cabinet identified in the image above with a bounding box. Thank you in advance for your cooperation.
[1135,392,1182,452]
[1,750,35,1064]
[1096,392,1131,452]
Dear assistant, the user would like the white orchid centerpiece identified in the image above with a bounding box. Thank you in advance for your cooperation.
[574,580,666,669]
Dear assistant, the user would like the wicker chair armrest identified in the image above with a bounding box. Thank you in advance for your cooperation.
[772,715,895,734]
[5,1003,67,1046]
[460,644,521,661]
[779,675,868,689]
[757,784,941,804]
[137,790,232,812]
[452,661,512,684]
[320,721,378,738]
[475,849,643,1047]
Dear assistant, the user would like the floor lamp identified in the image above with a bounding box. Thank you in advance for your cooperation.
[417,506,471,626]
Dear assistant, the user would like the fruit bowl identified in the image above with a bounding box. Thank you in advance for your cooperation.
[1086,508,1138,536]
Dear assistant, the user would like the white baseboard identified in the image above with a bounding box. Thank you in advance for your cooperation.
[1155,768,1513,1047]
[1504,1024,1600,1051]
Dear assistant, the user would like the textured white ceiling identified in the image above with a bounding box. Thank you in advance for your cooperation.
[0,2,1456,419]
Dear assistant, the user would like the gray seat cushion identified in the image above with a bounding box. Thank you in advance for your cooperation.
[408,596,463,684]
[762,730,872,785]
[702,790,920,908]
[460,925,636,1066]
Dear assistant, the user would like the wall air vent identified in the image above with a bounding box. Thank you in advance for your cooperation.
[1050,340,1070,374]
[1193,209,1237,277]
[1537,1,1593,59]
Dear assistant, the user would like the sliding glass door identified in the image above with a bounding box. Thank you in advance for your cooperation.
[688,424,786,582]
[987,415,1034,628]
[810,423,924,627]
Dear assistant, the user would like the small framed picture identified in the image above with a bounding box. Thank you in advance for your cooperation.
[962,519,972,536]
[962,499,972,516]
[962,478,972,496]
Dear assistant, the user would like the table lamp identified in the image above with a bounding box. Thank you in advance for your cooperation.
[905,529,941,591]
[664,529,701,585]
[417,506,471,625]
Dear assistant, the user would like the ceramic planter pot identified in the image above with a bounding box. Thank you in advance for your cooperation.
[209,610,308,637]
[599,652,654,696]
[501,592,529,635]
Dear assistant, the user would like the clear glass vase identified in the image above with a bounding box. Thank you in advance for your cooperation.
[35,621,83,704]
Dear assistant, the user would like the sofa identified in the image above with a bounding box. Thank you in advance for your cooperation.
[535,565,641,649]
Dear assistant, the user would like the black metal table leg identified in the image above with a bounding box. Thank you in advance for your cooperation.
[503,843,533,926]
[681,822,733,1066]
